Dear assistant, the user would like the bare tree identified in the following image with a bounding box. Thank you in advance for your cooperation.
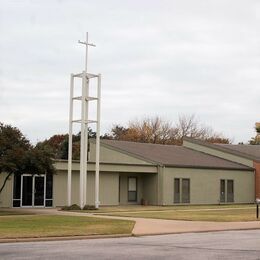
[106,115,231,145]
[128,116,173,144]
[174,114,231,144]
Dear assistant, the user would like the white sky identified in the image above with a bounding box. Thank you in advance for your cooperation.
[0,0,259,144]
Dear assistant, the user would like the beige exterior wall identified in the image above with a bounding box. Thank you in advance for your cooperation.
[162,167,255,205]
[54,161,157,174]
[183,140,254,167]
[53,170,120,207]
[89,142,150,165]
[53,169,158,207]
[0,173,13,208]
[142,173,158,205]
[157,166,164,205]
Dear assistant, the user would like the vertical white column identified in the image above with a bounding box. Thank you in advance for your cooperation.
[95,74,101,209]
[83,76,89,207]
[85,32,88,72]
[83,32,89,207]
[79,71,86,209]
[67,73,74,206]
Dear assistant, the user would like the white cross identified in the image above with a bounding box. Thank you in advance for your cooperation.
[78,32,96,72]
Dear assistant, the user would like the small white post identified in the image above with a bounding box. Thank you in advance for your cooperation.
[67,73,74,206]
[95,74,101,209]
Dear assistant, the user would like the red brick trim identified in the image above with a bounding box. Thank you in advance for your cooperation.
[254,162,260,199]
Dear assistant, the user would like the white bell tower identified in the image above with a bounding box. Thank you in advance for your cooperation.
[67,32,101,209]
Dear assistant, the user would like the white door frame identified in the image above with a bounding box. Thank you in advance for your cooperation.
[21,174,46,208]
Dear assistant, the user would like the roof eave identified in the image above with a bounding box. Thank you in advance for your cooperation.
[164,163,254,171]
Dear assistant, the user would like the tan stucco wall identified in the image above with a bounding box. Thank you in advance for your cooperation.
[54,161,157,174]
[162,167,255,205]
[142,173,158,205]
[157,166,164,205]
[89,142,150,165]
[0,173,13,208]
[183,140,254,167]
[53,171,119,207]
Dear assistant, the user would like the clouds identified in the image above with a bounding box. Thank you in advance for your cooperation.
[0,0,259,143]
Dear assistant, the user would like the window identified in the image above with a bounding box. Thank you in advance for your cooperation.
[173,178,190,204]
[45,174,53,207]
[174,178,180,203]
[220,179,225,203]
[227,180,234,203]
[182,179,190,203]
[13,175,21,207]
[220,179,234,203]
[128,177,137,202]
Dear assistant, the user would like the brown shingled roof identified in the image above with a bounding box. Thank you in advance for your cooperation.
[183,136,260,162]
[101,140,252,170]
[217,144,260,161]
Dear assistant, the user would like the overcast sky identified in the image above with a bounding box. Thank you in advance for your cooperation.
[0,0,259,144]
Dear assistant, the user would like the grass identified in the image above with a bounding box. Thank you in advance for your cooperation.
[100,207,258,222]
[80,204,255,213]
[0,210,33,216]
[0,215,135,239]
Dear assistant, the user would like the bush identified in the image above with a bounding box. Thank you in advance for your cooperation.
[61,204,81,211]
[83,205,97,210]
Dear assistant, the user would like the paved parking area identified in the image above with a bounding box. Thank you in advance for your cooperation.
[1,230,260,260]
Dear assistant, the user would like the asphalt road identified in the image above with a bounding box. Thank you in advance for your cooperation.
[1,230,260,260]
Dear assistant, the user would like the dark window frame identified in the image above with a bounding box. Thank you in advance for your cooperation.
[128,177,137,202]
[13,175,21,207]
[220,179,226,203]
[227,179,234,203]
[181,178,190,204]
[45,174,53,207]
[174,178,180,203]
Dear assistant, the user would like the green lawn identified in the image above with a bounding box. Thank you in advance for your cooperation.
[0,215,135,239]
[100,207,258,222]
[0,210,33,216]
[81,204,255,213]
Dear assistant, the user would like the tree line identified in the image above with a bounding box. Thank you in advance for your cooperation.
[36,115,232,160]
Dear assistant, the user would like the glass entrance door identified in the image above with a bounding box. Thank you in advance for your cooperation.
[21,175,45,207]
[22,175,33,206]
[34,176,45,206]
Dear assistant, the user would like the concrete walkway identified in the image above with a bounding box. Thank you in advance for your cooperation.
[3,208,260,236]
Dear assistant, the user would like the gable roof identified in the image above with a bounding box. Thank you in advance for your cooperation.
[183,137,260,162]
[101,140,252,170]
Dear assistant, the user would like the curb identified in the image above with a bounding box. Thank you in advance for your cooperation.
[0,233,133,244]
[2,227,260,244]
[133,227,260,237]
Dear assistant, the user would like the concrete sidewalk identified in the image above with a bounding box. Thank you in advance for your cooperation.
[131,217,260,236]
[3,208,260,236]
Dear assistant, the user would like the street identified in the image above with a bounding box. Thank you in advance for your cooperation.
[1,230,260,260]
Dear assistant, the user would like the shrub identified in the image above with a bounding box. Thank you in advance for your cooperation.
[83,205,97,210]
[61,204,81,211]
